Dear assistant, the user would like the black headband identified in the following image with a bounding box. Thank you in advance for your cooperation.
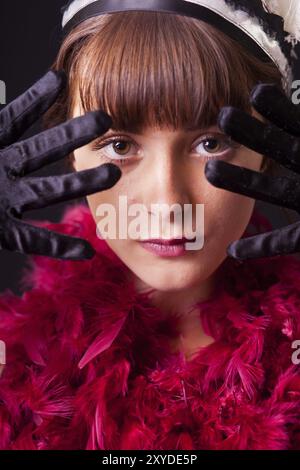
[61,0,297,94]
[62,0,274,62]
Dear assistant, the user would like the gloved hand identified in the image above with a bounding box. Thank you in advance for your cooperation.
[204,83,300,261]
[0,70,121,260]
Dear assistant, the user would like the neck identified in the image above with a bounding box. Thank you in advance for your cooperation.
[132,273,216,361]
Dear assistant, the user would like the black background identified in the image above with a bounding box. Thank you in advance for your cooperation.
[0,1,80,295]
[0,1,299,295]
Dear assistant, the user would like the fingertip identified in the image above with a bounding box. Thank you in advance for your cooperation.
[204,159,223,184]
[99,162,122,186]
[217,106,235,133]
[81,242,96,260]
[93,110,113,132]
[226,242,242,261]
[250,83,283,107]
[250,83,263,100]
[53,69,67,88]
[227,240,249,262]
[42,69,67,90]
[250,83,269,108]
[65,240,96,260]
[204,159,215,179]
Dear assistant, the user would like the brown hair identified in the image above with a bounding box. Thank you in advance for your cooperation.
[44,11,283,174]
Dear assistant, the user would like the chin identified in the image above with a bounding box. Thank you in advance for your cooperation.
[132,266,208,293]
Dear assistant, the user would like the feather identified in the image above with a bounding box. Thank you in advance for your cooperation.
[262,0,300,42]
[1,203,300,449]
[78,314,128,369]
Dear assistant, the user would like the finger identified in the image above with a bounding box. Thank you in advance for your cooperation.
[3,212,95,260]
[16,163,122,212]
[204,160,300,211]
[226,221,300,261]
[217,106,300,173]
[5,110,113,176]
[250,84,300,136]
[0,70,66,148]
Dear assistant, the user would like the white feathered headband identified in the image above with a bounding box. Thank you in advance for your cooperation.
[262,0,300,44]
[61,0,300,95]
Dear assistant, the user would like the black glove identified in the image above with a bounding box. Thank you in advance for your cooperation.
[0,70,121,260]
[204,83,300,261]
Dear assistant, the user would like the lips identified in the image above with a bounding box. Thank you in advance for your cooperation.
[138,237,196,258]
[140,237,196,245]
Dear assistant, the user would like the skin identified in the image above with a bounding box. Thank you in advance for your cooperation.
[72,102,264,361]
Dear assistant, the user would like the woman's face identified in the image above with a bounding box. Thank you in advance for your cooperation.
[72,102,263,293]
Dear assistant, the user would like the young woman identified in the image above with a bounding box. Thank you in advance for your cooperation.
[0,0,300,450]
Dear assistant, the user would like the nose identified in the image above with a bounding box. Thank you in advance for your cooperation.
[142,152,192,223]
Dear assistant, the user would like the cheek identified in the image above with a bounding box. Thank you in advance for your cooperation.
[86,174,131,223]
[202,148,262,249]
[86,183,138,281]
[73,147,100,172]
[205,189,255,247]
[73,146,131,224]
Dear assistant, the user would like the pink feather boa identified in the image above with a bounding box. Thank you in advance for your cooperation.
[0,203,300,450]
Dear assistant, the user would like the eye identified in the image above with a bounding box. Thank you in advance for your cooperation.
[92,136,140,165]
[202,138,222,153]
[109,140,132,156]
[193,133,240,161]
